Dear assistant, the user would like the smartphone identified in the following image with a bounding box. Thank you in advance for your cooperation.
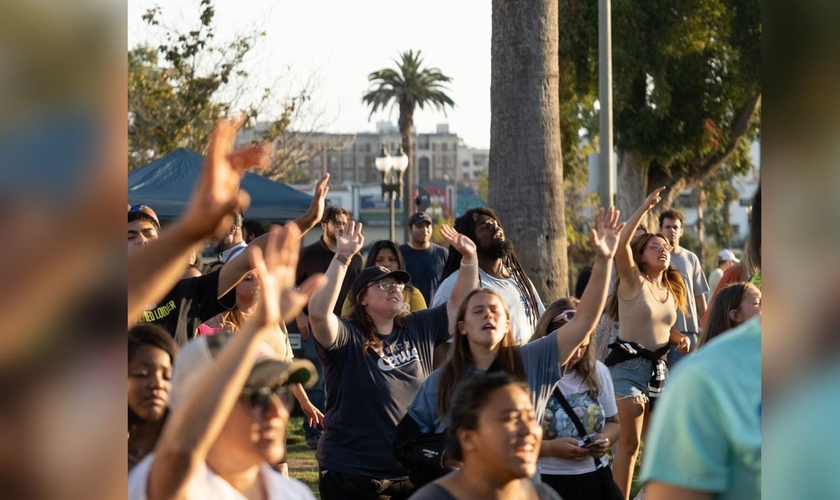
[583,438,608,447]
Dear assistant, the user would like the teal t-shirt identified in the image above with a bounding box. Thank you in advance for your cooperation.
[639,317,761,499]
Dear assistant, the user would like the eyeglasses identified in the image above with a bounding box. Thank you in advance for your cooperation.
[240,385,293,419]
[648,242,673,252]
[368,279,406,292]
[548,310,575,332]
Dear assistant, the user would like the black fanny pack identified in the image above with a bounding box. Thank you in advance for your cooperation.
[327,470,395,496]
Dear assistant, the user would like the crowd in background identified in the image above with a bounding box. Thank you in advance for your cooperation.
[126,117,761,500]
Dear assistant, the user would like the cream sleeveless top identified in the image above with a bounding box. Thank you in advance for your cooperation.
[618,279,677,349]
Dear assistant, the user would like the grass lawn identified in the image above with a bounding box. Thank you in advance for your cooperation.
[286,417,320,499]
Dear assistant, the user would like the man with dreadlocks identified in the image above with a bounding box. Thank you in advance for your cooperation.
[432,207,544,344]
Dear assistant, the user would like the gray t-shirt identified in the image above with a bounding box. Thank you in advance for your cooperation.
[669,247,709,334]
[432,268,544,344]
[406,330,563,434]
[315,305,450,478]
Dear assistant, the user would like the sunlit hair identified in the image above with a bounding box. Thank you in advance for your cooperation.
[349,281,409,356]
[702,282,757,346]
[530,298,601,397]
[437,289,526,416]
[440,207,541,329]
[446,372,531,461]
[606,232,688,321]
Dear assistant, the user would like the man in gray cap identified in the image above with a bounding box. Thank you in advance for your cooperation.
[400,211,449,305]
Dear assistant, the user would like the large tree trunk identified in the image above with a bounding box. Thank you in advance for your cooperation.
[615,150,650,227]
[399,103,415,243]
[616,150,690,231]
[489,0,567,301]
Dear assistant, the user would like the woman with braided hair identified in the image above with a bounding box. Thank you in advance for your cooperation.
[433,207,544,344]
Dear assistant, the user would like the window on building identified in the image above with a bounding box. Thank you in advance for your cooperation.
[366,143,371,153]
[463,172,470,180]
[442,143,447,152]
[329,154,338,166]
[419,157,431,183]
[463,160,470,167]
[342,170,353,182]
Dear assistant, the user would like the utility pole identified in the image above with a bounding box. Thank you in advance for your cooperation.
[598,0,615,209]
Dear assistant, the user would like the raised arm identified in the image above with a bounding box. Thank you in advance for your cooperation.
[439,224,479,328]
[556,207,624,366]
[291,173,330,236]
[147,226,324,500]
[307,221,364,349]
[615,187,665,284]
[218,174,328,298]
[128,116,272,325]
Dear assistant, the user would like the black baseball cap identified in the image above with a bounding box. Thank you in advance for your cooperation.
[350,266,412,300]
[408,212,432,226]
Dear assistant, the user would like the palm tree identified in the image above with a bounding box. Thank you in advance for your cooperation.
[362,50,454,240]
[489,0,569,299]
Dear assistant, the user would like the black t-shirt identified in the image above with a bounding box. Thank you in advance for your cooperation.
[399,243,449,305]
[296,238,362,316]
[136,270,236,346]
[409,482,562,500]
[314,305,450,478]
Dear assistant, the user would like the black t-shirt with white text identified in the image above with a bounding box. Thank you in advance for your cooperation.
[136,270,235,346]
[314,304,450,479]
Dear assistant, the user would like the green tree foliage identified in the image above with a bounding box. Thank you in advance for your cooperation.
[362,50,455,240]
[558,0,761,222]
[128,0,267,170]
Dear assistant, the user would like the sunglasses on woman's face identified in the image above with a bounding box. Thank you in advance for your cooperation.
[369,279,406,292]
[240,385,293,419]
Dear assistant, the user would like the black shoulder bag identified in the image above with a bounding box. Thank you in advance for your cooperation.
[552,386,601,469]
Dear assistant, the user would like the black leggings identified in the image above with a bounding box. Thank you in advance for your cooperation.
[541,467,624,500]
[318,468,415,500]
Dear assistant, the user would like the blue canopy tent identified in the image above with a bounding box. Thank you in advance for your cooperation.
[128,148,312,223]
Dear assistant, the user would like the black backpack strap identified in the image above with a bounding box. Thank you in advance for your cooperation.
[552,385,601,469]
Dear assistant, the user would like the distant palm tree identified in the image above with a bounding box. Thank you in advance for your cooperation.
[362,50,454,239]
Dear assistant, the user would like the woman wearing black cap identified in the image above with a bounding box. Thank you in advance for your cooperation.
[307,221,479,500]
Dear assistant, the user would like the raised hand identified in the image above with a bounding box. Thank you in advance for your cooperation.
[181,115,273,240]
[642,186,667,212]
[440,224,476,261]
[335,220,364,258]
[303,173,330,228]
[250,225,326,327]
[589,206,625,259]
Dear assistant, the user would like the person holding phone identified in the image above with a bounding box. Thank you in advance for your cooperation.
[533,298,623,500]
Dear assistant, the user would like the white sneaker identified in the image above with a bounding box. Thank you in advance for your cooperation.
[632,488,646,500]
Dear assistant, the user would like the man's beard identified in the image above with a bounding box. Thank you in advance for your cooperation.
[480,239,514,260]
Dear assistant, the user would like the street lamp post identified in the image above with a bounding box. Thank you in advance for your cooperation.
[375,144,408,242]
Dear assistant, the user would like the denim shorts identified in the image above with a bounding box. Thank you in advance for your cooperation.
[609,357,653,402]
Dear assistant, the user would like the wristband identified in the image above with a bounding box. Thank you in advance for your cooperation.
[334,254,352,266]
[460,260,478,268]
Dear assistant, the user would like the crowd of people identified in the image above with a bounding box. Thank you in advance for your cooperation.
[126,116,761,500]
